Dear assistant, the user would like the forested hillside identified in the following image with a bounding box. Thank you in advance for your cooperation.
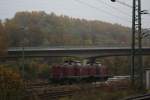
[3,11,131,47]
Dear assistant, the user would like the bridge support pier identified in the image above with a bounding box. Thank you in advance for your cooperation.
[86,57,96,65]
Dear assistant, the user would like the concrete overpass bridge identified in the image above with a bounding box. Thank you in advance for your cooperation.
[2,46,150,59]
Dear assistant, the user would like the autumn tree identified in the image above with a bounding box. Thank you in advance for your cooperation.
[0,20,7,56]
[0,66,24,100]
[5,19,21,47]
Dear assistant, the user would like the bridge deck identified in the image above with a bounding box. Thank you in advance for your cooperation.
[2,46,150,58]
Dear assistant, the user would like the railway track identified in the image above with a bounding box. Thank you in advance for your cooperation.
[124,93,150,100]
[38,90,74,99]
[25,88,78,100]
[24,81,80,100]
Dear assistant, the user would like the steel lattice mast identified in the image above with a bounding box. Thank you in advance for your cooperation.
[111,0,143,88]
[132,0,143,89]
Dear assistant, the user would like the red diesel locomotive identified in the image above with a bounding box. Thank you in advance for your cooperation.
[50,61,109,84]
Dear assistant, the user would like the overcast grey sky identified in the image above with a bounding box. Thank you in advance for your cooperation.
[0,0,149,28]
